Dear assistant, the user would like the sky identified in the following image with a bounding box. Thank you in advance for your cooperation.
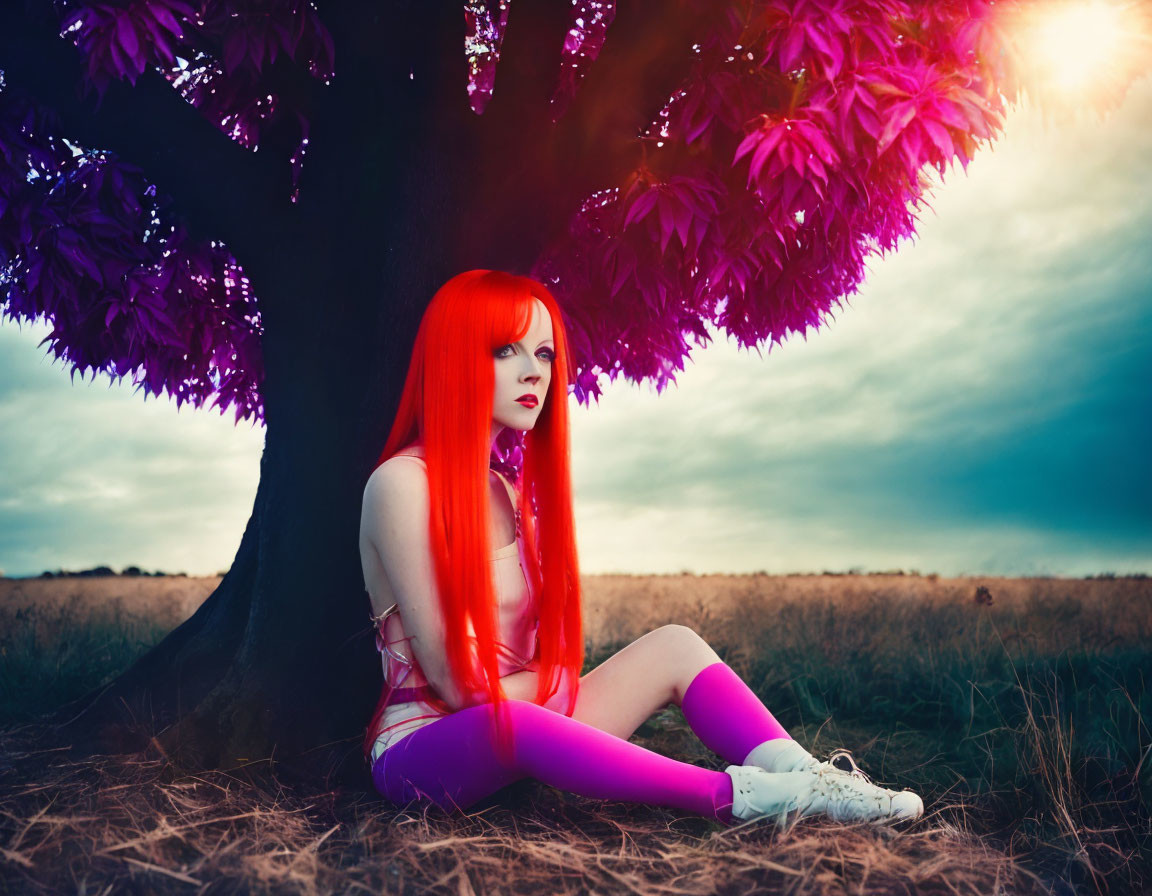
[1,77,1150,579]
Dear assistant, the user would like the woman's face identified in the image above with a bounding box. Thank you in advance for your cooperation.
[492,298,554,433]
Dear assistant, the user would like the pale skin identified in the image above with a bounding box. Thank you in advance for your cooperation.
[361,297,722,744]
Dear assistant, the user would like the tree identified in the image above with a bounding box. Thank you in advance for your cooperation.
[1,0,1136,787]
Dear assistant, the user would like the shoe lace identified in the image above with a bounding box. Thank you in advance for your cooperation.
[827,748,873,784]
[807,767,878,820]
[805,756,917,824]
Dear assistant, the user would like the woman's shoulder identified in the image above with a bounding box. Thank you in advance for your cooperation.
[386,452,427,469]
[388,441,427,463]
[362,456,433,551]
[364,452,429,501]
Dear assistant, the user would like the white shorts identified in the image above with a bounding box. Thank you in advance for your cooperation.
[369,699,449,765]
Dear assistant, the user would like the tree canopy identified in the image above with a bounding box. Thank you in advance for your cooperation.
[3,0,1151,779]
[4,0,1105,419]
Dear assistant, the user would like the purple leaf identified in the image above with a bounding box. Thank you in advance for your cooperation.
[115,16,140,61]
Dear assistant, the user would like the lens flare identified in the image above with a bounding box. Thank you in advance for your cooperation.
[1031,2,1127,89]
[1007,0,1152,114]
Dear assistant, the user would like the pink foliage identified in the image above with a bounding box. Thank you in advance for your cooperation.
[2,0,1088,420]
[534,0,1024,404]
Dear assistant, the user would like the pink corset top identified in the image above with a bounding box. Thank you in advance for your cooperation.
[368,458,540,712]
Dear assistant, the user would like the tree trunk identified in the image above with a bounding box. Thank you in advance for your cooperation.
[38,0,713,791]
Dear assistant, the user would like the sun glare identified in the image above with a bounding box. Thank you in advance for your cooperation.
[1010,0,1152,113]
[1031,2,1127,89]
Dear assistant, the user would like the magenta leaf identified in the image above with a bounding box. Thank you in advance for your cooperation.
[1,0,1059,415]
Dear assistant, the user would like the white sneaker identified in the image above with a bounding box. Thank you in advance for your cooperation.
[724,765,812,824]
[797,765,924,823]
[744,741,923,823]
[744,740,865,777]
[743,738,825,774]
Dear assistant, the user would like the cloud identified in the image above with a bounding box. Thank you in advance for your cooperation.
[0,321,263,577]
[1,81,1150,579]
[569,77,1152,575]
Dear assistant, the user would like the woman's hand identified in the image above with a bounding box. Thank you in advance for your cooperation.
[493,668,541,703]
[501,664,577,712]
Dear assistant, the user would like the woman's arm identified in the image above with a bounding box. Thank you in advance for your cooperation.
[362,460,486,712]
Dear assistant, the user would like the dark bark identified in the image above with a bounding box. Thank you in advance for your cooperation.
[27,0,714,789]
[45,498,259,756]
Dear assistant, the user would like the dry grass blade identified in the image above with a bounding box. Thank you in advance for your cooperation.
[305,823,341,852]
[119,855,203,885]
[0,846,34,868]
[92,810,271,856]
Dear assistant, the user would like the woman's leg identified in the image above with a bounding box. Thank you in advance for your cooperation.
[563,624,721,740]
[373,698,737,823]
[567,625,792,765]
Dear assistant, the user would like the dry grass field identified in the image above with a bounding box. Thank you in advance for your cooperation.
[1,571,1149,894]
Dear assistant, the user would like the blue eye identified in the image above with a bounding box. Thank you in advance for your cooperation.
[496,345,554,362]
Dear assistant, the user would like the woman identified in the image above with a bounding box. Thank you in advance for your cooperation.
[360,269,924,826]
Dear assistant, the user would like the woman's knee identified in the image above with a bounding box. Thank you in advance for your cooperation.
[654,623,713,654]
[650,624,724,699]
[656,623,698,639]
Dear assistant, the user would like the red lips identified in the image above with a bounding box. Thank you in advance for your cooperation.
[516,394,538,408]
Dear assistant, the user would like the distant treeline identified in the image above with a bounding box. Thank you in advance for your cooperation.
[37,566,188,579]
[0,566,231,579]
[1,567,1145,581]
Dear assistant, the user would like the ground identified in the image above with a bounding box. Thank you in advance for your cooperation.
[1,570,1148,894]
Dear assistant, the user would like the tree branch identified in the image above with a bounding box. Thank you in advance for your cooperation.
[452,0,722,271]
[544,0,721,226]
[300,0,473,245]
[0,1,285,257]
[482,0,575,130]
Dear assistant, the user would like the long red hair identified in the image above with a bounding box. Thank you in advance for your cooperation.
[362,269,584,766]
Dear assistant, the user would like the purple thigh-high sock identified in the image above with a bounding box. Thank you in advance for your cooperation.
[679,661,792,765]
[373,699,737,824]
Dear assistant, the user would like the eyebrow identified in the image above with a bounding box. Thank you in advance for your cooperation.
[509,338,554,347]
